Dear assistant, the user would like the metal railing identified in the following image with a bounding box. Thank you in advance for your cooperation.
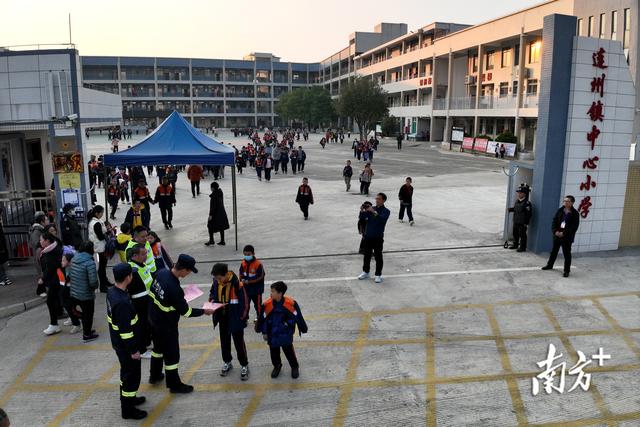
[522,94,539,108]
[0,190,55,260]
[433,98,447,110]
[450,96,476,110]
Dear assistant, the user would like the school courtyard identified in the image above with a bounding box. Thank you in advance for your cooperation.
[0,132,639,426]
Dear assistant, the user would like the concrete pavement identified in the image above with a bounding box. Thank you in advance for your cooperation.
[0,131,638,426]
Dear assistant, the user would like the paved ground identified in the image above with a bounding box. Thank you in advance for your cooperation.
[0,131,638,426]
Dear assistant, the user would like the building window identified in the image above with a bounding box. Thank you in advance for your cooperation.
[526,79,538,95]
[514,44,520,66]
[623,8,631,50]
[577,18,583,36]
[469,53,478,73]
[599,13,606,39]
[485,51,494,70]
[611,11,618,40]
[528,41,541,64]
[499,82,509,97]
[587,16,594,37]
[512,81,519,97]
[501,48,511,68]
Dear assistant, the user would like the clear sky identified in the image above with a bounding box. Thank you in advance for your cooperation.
[1,0,544,62]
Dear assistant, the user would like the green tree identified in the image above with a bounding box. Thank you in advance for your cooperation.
[381,115,399,137]
[335,77,388,140]
[274,87,334,128]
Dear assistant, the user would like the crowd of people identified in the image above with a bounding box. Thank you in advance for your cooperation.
[13,125,585,422]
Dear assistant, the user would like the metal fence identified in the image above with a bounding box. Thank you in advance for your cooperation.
[0,190,55,261]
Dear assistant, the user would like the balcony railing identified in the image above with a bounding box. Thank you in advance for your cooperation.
[522,94,539,108]
[450,96,476,110]
[433,98,447,110]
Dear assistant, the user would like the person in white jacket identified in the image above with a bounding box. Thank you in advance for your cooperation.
[88,205,113,292]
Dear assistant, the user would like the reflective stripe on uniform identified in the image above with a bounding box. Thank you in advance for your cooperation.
[230,299,238,304]
[165,363,179,370]
[120,332,134,339]
[131,290,149,299]
[121,390,137,397]
[184,307,192,317]
[130,315,138,325]
[107,316,119,330]
[151,351,163,358]
[149,292,176,312]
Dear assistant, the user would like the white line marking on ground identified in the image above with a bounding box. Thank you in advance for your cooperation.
[183,266,553,288]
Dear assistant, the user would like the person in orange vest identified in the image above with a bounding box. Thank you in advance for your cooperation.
[154,176,176,230]
[107,179,121,220]
[256,281,307,379]
[187,165,204,198]
[208,263,250,380]
[133,180,153,212]
[238,245,265,321]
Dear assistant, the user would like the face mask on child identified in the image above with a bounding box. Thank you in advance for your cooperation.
[243,255,253,262]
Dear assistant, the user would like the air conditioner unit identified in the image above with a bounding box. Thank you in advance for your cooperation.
[464,75,476,85]
[514,67,532,79]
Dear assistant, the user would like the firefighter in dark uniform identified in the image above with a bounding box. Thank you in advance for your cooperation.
[106,263,147,420]
[154,176,176,230]
[148,254,214,393]
[126,243,153,356]
[507,186,532,252]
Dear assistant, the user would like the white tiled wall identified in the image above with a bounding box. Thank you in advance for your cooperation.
[560,37,635,253]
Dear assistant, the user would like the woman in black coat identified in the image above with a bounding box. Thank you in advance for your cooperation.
[40,232,64,335]
[205,182,230,246]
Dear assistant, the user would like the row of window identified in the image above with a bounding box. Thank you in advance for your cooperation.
[468,41,541,74]
[85,83,290,98]
[578,8,631,50]
[121,100,275,114]
[83,65,318,83]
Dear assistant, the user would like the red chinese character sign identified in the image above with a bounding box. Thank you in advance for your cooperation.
[560,38,634,252]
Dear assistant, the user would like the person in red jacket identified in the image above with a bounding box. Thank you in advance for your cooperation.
[187,165,204,198]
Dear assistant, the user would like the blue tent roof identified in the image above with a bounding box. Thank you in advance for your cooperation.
[103,111,235,166]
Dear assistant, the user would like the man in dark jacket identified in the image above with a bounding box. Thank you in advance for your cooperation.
[154,176,176,230]
[542,195,580,277]
[507,186,533,252]
[397,133,404,150]
[209,263,250,380]
[148,255,213,393]
[358,193,391,283]
[256,281,307,379]
[107,263,147,420]
[295,177,314,220]
[398,177,414,225]
[206,182,230,246]
[61,204,83,249]
[343,160,353,192]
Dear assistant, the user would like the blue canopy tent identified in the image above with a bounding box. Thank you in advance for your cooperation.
[103,110,239,249]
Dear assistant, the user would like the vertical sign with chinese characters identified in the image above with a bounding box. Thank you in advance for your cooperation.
[560,38,635,252]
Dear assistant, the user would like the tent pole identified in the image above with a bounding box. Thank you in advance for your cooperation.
[103,167,108,213]
[232,165,238,251]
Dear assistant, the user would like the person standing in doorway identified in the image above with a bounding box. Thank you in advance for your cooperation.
[343,160,353,192]
[357,193,390,284]
[507,186,532,252]
[295,177,314,220]
[206,182,230,246]
[398,177,414,226]
[542,196,580,277]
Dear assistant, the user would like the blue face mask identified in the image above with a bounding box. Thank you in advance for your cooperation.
[243,255,253,262]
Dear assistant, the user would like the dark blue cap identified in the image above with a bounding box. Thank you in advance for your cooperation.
[176,254,198,273]
[113,263,133,282]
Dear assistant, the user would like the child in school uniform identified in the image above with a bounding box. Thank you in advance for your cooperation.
[256,281,308,379]
[115,223,132,263]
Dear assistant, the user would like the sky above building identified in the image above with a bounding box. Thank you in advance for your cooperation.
[1,0,543,62]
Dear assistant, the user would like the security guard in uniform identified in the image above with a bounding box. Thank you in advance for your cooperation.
[126,226,156,277]
[508,185,533,252]
[126,243,153,356]
[148,254,214,393]
[106,263,147,420]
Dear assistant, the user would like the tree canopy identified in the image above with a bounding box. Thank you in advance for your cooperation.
[335,77,388,140]
[274,86,335,128]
